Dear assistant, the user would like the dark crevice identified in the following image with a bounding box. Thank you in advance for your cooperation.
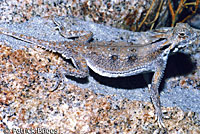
[151,38,167,44]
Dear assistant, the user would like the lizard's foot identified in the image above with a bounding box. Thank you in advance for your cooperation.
[49,68,67,92]
[49,71,62,92]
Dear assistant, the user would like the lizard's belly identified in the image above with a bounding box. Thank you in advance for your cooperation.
[85,57,156,77]
[83,40,166,77]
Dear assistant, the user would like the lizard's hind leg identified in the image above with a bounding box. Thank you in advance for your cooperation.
[52,17,92,40]
[51,56,89,91]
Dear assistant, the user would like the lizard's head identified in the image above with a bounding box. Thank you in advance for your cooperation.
[172,23,198,52]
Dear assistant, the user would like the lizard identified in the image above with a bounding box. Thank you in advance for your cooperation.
[0,21,199,128]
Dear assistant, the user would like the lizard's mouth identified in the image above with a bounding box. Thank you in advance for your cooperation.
[172,44,186,53]
[178,44,187,49]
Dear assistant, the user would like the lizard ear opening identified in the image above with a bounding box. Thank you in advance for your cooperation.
[110,55,118,61]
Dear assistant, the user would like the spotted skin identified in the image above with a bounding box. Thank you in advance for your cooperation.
[0,22,199,128]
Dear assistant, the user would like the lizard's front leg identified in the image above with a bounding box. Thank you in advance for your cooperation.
[150,58,168,128]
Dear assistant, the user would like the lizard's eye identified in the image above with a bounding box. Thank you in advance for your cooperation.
[178,32,186,38]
